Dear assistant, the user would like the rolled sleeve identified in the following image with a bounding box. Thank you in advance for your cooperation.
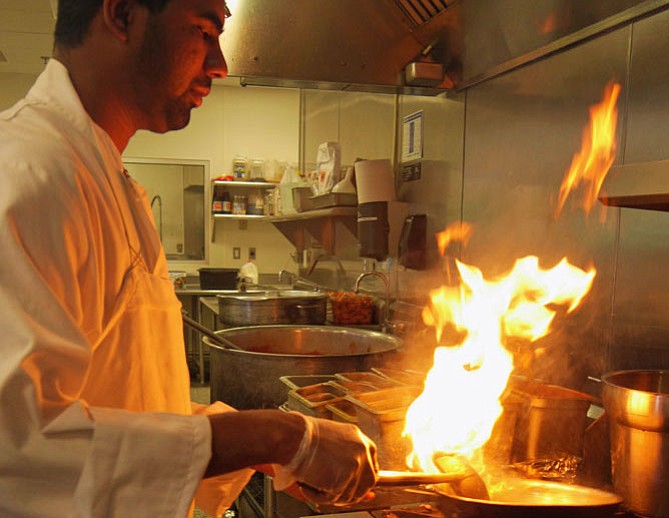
[74,408,212,518]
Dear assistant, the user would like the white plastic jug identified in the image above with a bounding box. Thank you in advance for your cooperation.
[332,167,356,194]
[239,260,258,285]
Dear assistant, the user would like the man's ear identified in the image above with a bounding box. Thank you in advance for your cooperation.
[101,0,138,42]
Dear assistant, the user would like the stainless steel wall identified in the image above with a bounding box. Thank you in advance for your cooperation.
[293,3,669,386]
[397,5,669,386]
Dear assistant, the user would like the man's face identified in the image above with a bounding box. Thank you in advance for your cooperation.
[132,0,228,132]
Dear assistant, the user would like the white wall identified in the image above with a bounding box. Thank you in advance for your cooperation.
[1,71,301,276]
[125,83,301,274]
[0,72,39,108]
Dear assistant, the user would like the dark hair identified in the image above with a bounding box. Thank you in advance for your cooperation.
[54,0,172,48]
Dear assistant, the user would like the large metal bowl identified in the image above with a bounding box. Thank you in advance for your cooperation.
[205,325,402,410]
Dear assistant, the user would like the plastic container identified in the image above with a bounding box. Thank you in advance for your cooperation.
[247,190,264,215]
[238,260,258,285]
[250,159,265,181]
[278,165,304,215]
[232,155,249,180]
[329,292,374,325]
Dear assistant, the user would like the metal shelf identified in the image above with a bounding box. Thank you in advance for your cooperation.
[213,213,268,220]
[599,159,669,212]
[210,200,359,255]
[268,207,358,255]
[213,180,277,188]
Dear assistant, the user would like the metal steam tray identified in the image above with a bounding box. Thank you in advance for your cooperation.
[335,371,402,389]
[286,382,347,418]
[372,367,427,388]
[346,385,423,470]
[279,374,338,400]
[325,399,359,424]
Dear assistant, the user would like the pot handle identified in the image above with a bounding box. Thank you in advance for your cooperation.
[292,302,325,322]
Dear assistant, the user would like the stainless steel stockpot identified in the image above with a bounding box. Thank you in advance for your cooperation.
[217,290,327,326]
[602,369,669,517]
[205,325,401,410]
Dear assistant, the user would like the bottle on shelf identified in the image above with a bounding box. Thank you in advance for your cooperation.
[221,190,232,214]
[212,186,224,214]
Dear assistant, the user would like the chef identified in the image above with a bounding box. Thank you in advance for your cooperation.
[0,0,378,517]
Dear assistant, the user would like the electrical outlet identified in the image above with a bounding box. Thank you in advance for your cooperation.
[249,247,256,260]
[233,247,241,259]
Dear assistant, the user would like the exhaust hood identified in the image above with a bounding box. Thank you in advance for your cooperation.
[219,0,455,94]
[599,159,669,212]
[219,0,666,94]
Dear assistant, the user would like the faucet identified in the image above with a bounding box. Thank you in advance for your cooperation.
[278,269,296,286]
[354,271,390,329]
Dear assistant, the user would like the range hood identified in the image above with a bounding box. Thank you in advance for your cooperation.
[220,0,454,94]
[599,159,669,212]
[219,0,666,94]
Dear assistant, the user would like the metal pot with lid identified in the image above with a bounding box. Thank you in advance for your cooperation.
[217,290,327,326]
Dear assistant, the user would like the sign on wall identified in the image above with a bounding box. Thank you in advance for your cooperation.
[401,110,423,182]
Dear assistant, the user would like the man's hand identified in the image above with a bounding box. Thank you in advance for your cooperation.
[273,414,379,506]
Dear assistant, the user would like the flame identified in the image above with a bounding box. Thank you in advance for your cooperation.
[555,81,621,217]
[404,255,596,472]
[436,222,474,283]
[436,222,473,256]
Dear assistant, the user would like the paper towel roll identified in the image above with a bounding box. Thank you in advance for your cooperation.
[354,159,396,204]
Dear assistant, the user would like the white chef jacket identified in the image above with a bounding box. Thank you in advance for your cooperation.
[0,59,252,517]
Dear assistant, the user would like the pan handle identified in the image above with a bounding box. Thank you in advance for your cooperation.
[376,470,471,486]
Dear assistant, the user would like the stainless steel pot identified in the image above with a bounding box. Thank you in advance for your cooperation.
[602,370,669,517]
[205,325,401,410]
[217,290,327,326]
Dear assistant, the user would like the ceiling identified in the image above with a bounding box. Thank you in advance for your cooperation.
[0,0,55,75]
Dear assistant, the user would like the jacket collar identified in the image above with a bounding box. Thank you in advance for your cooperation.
[27,58,124,173]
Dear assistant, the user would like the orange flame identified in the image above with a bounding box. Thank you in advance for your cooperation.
[555,81,621,217]
[405,255,596,472]
[436,222,474,256]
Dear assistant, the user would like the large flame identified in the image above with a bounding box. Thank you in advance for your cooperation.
[404,255,596,472]
[554,81,621,217]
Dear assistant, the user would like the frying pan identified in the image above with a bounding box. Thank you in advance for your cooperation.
[434,478,623,518]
